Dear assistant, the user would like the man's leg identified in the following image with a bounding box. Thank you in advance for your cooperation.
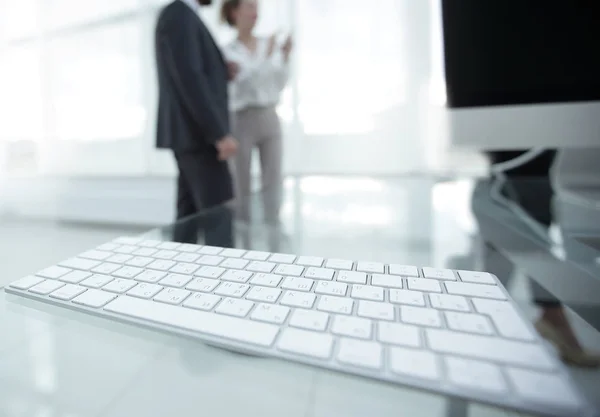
[175,152,234,248]
[172,163,199,243]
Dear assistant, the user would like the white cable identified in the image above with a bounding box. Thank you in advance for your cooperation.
[488,148,553,243]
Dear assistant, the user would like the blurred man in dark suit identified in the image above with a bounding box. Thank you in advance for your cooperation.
[155,0,238,220]
[155,0,238,245]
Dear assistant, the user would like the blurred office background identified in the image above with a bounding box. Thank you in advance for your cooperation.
[0,0,487,226]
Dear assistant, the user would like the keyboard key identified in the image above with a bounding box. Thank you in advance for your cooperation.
[221,248,246,258]
[357,301,395,321]
[389,289,425,306]
[289,310,329,331]
[73,289,117,308]
[246,286,282,303]
[214,282,250,298]
[389,347,440,380]
[127,283,163,299]
[125,256,154,268]
[183,293,221,311]
[80,274,113,289]
[314,281,348,296]
[186,278,220,293]
[356,261,385,274]
[133,248,158,257]
[445,312,494,335]
[506,368,581,409]
[154,288,191,305]
[159,273,193,288]
[277,328,334,359]
[49,284,87,301]
[9,276,45,290]
[296,256,324,267]
[173,253,200,263]
[337,271,367,285]
[273,264,304,277]
[388,264,419,277]
[243,251,271,261]
[221,269,253,283]
[37,266,71,279]
[428,293,470,312]
[445,357,507,393]
[281,277,314,292]
[280,291,317,309]
[105,296,278,347]
[135,270,167,283]
[103,279,137,294]
[458,270,496,285]
[426,329,556,371]
[331,315,372,339]
[146,260,176,271]
[80,250,112,261]
[215,297,254,317]
[59,270,92,284]
[325,258,354,270]
[106,254,133,264]
[378,322,421,347]
[114,244,138,254]
[92,263,122,275]
[246,261,276,273]
[304,267,335,281]
[472,298,535,341]
[197,255,224,266]
[220,258,249,270]
[177,244,199,253]
[156,242,180,250]
[337,338,383,369]
[112,266,144,279]
[194,266,225,279]
[269,253,296,264]
[371,274,403,288]
[400,306,441,327]
[445,282,506,300]
[60,258,101,271]
[317,295,354,315]
[169,262,199,275]
[351,284,384,301]
[422,267,456,280]
[198,246,224,255]
[251,303,290,324]
[250,273,283,287]
[29,280,65,295]
[407,278,441,293]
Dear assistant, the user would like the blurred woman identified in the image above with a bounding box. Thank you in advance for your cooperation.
[221,0,292,224]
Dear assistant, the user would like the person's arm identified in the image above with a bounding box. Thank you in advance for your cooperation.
[157,10,228,145]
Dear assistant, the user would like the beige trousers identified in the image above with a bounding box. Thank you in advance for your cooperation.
[231,106,283,224]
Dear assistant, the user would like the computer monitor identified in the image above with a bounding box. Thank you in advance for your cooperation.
[442,0,600,150]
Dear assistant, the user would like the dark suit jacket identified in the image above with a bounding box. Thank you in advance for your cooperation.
[154,0,230,153]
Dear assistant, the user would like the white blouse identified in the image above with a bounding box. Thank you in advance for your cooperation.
[224,37,290,112]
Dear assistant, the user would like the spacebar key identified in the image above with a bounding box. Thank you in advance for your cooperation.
[104,296,279,347]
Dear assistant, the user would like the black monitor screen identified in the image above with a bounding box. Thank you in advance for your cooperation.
[442,0,600,108]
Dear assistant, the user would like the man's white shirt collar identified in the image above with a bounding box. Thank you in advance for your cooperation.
[180,0,199,12]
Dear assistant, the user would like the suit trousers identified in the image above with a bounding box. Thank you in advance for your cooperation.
[172,151,234,247]
[231,106,283,224]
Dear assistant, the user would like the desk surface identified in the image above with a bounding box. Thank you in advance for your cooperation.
[2,177,599,417]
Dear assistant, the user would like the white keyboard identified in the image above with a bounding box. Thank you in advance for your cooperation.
[4,237,595,417]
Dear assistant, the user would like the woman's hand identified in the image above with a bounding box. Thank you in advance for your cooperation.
[282,35,293,61]
[226,61,240,81]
